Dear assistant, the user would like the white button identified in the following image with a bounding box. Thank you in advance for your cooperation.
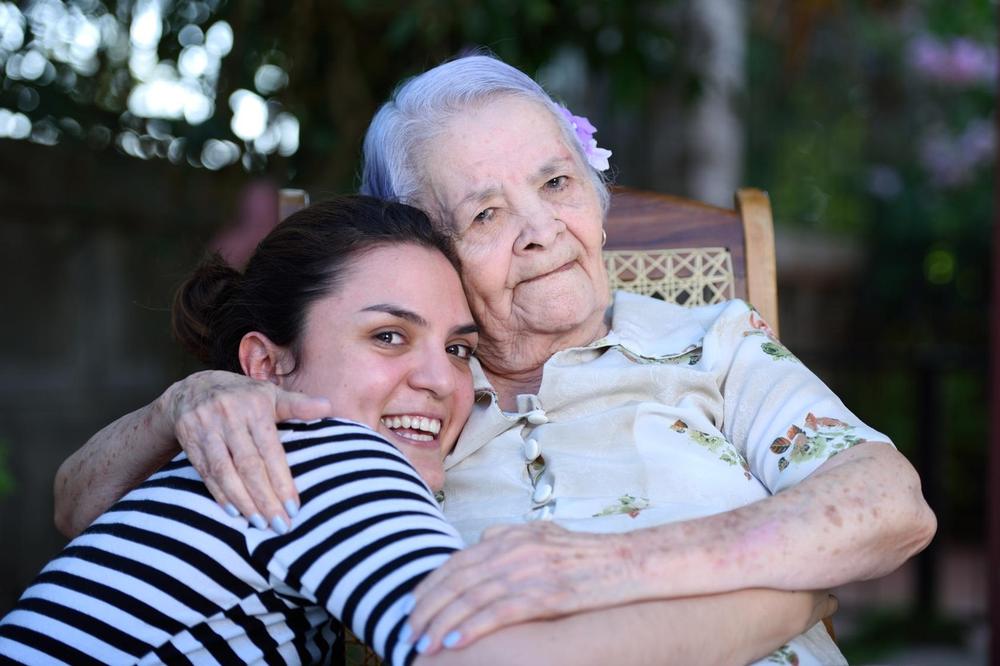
[526,410,548,425]
[522,438,540,461]
[532,481,553,504]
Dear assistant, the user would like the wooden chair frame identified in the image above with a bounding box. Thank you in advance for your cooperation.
[603,186,779,335]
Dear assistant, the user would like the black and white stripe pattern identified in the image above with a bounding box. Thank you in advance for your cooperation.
[0,419,463,665]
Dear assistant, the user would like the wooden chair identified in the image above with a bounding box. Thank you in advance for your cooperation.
[603,186,779,335]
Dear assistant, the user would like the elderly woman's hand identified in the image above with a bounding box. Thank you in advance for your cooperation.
[160,370,331,529]
[403,521,642,655]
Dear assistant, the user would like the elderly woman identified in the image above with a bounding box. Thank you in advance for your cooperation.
[55,56,935,665]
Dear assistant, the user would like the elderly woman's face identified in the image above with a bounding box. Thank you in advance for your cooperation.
[420,96,609,343]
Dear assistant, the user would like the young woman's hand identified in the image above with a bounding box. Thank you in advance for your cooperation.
[161,370,331,531]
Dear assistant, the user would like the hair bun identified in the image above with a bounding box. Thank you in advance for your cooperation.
[171,254,241,366]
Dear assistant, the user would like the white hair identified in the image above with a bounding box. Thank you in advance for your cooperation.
[360,54,611,219]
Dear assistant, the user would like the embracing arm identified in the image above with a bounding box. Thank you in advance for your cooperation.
[618,441,935,596]
[406,441,934,648]
[417,588,835,665]
[54,370,330,538]
[280,424,835,665]
[54,400,177,537]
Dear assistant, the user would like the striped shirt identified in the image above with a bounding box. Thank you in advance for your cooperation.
[0,419,463,665]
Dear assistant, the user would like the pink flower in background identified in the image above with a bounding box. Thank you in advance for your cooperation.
[557,105,613,171]
[908,34,997,86]
[919,119,995,188]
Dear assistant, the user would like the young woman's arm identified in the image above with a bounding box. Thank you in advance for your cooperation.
[54,370,329,537]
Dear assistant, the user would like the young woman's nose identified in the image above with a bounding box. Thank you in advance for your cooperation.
[409,347,457,398]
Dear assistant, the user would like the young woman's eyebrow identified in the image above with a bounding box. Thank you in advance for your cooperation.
[362,306,477,336]
[361,304,427,326]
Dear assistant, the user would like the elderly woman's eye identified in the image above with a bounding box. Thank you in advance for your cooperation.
[545,176,568,190]
[447,343,475,360]
[474,208,495,223]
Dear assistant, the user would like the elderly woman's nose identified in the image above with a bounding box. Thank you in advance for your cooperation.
[515,204,564,251]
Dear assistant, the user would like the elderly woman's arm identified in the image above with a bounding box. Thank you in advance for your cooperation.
[405,440,934,649]
[54,370,329,537]
[417,588,836,665]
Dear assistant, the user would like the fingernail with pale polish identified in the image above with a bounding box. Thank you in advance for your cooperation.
[223,503,240,518]
[284,499,299,519]
[399,593,415,614]
[249,513,267,530]
[442,631,461,649]
[415,635,431,654]
[271,516,288,535]
[398,623,412,644]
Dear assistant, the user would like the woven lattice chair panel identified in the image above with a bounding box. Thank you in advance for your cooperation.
[604,187,779,334]
[604,247,735,306]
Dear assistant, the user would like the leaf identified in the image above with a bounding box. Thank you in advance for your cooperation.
[771,436,791,454]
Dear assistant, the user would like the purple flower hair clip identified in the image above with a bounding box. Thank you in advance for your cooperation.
[558,105,613,172]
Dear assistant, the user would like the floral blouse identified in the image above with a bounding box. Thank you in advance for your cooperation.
[440,292,889,666]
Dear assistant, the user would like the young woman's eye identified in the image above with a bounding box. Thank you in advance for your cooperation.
[473,208,495,223]
[446,343,475,360]
[374,331,405,346]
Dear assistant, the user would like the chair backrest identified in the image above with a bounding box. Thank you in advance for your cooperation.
[277,186,780,334]
[604,186,779,335]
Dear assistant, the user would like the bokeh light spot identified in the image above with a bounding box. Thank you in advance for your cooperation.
[229,88,267,140]
[924,248,955,285]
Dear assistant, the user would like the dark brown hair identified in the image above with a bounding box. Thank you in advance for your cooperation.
[172,195,458,373]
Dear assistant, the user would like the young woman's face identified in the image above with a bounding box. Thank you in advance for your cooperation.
[280,243,478,491]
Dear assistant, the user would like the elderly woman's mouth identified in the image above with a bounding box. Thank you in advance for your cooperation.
[523,261,576,284]
[380,415,442,442]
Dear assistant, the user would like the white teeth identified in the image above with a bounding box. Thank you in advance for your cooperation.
[381,415,442,436]
[396,432,433,442]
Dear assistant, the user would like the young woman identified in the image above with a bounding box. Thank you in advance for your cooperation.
[1,196,475,665]
[2,196,832,665]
